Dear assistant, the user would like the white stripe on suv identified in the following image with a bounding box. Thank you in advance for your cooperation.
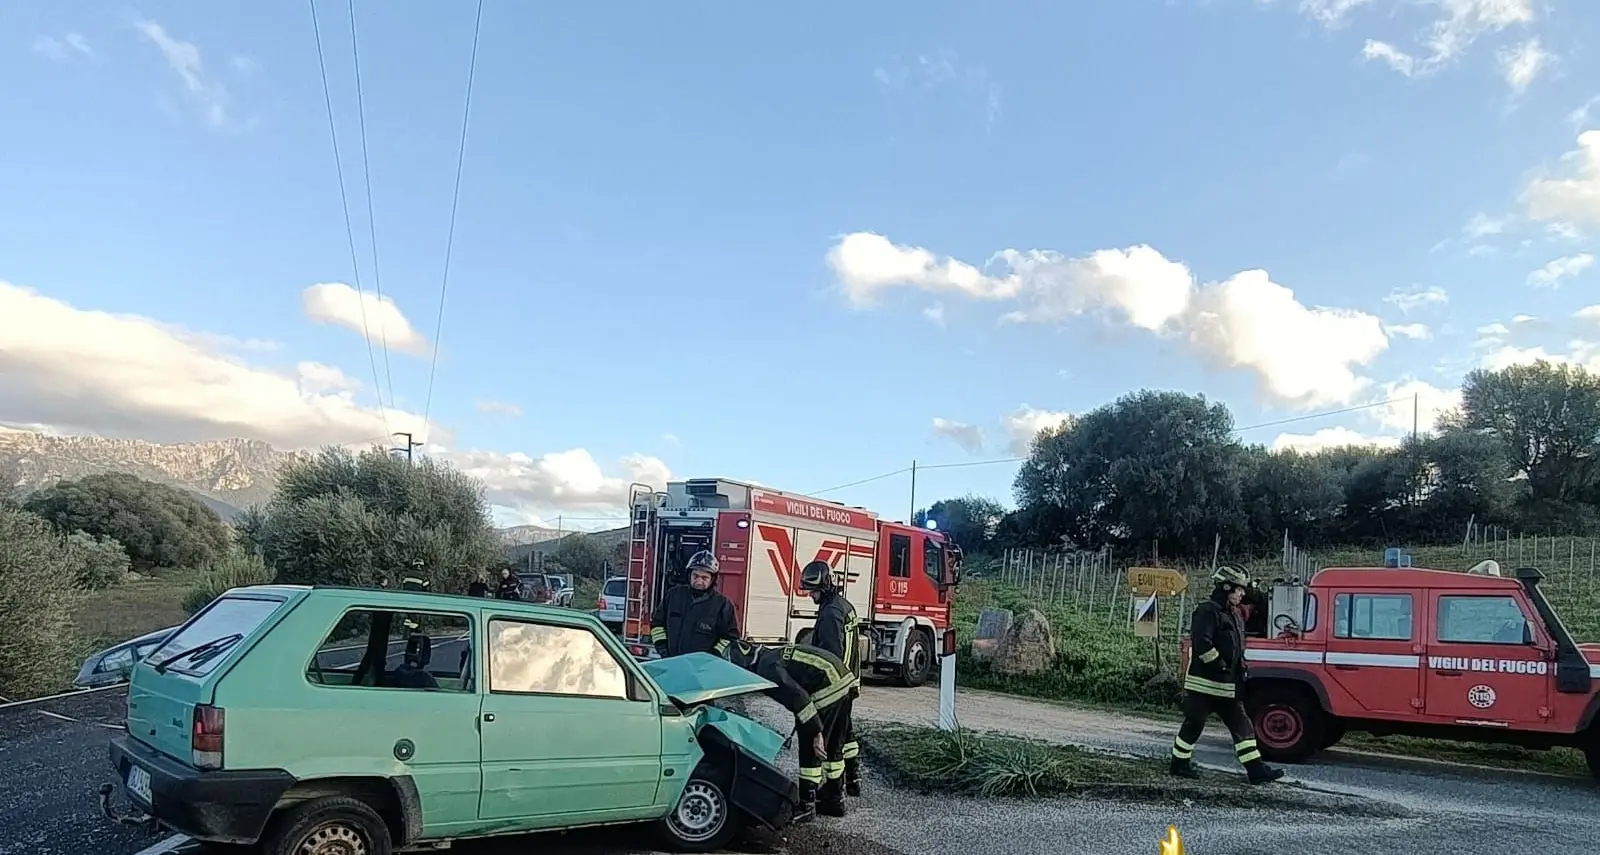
[1248,649,1600,677]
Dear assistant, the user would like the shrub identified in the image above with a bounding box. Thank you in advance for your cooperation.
[0,505,89,699]
[182,549,275,616]
[65,531,132,590]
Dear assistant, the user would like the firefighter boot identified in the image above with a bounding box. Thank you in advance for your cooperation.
[792,781,818,824]
[1246,761,1285,785]
[844,758,863,797]
[1168,757,1201,779]
[817,779,847,818]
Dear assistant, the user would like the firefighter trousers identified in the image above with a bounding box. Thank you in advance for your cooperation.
[798,704,842,796]
[821,697,854,794]
[1170,690,1264,769]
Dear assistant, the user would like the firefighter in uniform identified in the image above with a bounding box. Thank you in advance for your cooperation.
[1170,564,1285,785]
[724,639,856,822]
[799,560,864,799]
[650,550,740,659]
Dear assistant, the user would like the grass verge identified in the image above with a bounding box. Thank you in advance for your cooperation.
[856,723,1409,817]
[72,568,198,649]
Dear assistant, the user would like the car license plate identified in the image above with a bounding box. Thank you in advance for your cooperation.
[126,764,153,804]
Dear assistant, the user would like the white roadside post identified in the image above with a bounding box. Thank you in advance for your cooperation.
[937,628,958,731]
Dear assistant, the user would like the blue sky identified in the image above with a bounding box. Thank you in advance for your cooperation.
[3,1,1600,530]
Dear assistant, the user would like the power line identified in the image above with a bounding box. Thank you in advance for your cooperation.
[308,0,389,436]
[345,0,397,412]
[811,466,913,496]
[420,0,485,444]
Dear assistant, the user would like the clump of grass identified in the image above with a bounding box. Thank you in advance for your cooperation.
[859,723,1175,798]
[181,548,274,616]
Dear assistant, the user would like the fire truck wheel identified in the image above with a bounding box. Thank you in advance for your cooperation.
[1584,734,1600,781]
[897,629,934,687]
[1247,685,1325,763]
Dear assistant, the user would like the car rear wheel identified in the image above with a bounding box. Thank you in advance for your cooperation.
[897,629,933,687]
[1247,685,1326,764]
[262,795,392,855]
[657,765,743,852]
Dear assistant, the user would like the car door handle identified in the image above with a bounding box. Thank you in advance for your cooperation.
[1332,664,1359,671]
[482,713,496,722]
[1434,669,1462,677]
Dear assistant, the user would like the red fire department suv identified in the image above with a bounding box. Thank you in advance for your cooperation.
[1187,560,1600,778]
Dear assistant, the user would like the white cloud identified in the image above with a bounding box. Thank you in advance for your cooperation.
[34,33,93,62]
[1362,40,1417,75]
[1525,132,1600,230]
[1526,253,1594,288]
[231,55,261,77]
[1462,212,1508,238]
[1569,96,1600,129]
[301,282,430,356]
[1578,305,1600,324]
[1498,38,1549,93]
[930,418,985,454]
[450,448,671,525]
[135,21,231,129]
[1383,285,1449,312]
[923,302,947,327]
[829,233,1390,408]
[1271,427,1403,453]
[1385,322,1432,340]
[1301,0,1378,27]
[0,279,432,450]
[873,50,1003,134]
[1002,405,1074,456]
[476,400,523,418]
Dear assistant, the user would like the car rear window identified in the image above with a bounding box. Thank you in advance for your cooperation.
[603,578,626,598]
[144,595,287,676]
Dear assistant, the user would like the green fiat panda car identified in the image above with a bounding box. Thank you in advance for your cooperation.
[101,584,798,854]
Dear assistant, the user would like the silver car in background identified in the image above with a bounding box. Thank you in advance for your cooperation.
[73,625,177,688]
[596,575,626,632]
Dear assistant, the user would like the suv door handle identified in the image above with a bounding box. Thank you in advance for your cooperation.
[1332,664,1359,671]
[1434,669,1462,677]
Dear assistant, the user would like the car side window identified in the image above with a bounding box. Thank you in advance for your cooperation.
[306,608,474,692]
[97,646,135,673]
[1333,593,1412,640]
[488,619,629,700]
[889,534,911,579]
[1437,596,1530,645]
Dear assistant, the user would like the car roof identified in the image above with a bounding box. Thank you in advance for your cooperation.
[227,583,584,620]
[1311,566,1524,591]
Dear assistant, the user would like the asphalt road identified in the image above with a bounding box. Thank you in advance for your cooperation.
[4,682,1595,855]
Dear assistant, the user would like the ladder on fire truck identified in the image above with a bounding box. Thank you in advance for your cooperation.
[623,483,659,644]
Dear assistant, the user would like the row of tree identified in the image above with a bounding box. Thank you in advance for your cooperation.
[920,361,1600,561]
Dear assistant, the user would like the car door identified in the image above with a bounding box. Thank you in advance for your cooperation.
[1423,590,1552,725]
[478,615,664,826]
[1326,590,1423,715]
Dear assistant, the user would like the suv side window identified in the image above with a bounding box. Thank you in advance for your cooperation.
[489,619,629,700]
[1333,593,1412,640]
[1437,595,1530,644]
[1302,592,1319,632]
[889,534,911,579]
[307,609,474,692]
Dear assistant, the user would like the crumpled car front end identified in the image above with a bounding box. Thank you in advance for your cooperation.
[642,653,800,830]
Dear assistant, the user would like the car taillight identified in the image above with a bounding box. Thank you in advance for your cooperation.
[192,704,224,770]
[596,597,607,610]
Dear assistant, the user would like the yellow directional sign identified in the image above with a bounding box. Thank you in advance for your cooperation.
[1160,825,1184,855]
[1128,566,1188,597]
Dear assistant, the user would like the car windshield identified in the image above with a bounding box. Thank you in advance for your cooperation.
[144,595,286,676]
[603,579,626,597]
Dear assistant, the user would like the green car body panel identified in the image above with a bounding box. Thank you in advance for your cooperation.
[111,585,796,846]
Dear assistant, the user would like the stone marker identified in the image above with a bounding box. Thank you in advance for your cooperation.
[992,608,1056,676]
[971,607,1013,662]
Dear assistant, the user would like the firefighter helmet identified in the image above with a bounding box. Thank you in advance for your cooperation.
[1210,564,1251,590]
[798,560,836,593]
[686,550,720,576]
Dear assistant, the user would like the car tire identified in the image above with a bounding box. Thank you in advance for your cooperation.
[656,763,743,852]
[1246,685,1326,764]
[897,629,933,688]
[1583,731,1600,781]
[261,795,392,855]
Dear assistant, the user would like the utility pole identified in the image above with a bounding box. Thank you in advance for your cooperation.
[908,459,917,525]
[1412,393,1419,440]
[391,432,423,465]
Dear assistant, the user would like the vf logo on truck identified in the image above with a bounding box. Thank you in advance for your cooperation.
[1467,685,1497,709]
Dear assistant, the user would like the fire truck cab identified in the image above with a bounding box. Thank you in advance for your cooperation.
[621,478,962,687]
[1217,559,1600,778]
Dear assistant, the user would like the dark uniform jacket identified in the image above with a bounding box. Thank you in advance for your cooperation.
[810,592,861,694]
[495,576,521,600]
[1185,592,1247,699]
[650,584,740,658]
[728,641,856,738]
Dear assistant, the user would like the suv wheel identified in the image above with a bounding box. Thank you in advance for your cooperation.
[1584,732,1600,781]
[657,764,743,852]
[263,795,392,855]
[897,629,933,688]
[1247,685,1326,764]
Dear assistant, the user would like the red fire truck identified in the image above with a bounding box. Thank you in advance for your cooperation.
[1182,558,1600,778]
[620,478,962,686]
